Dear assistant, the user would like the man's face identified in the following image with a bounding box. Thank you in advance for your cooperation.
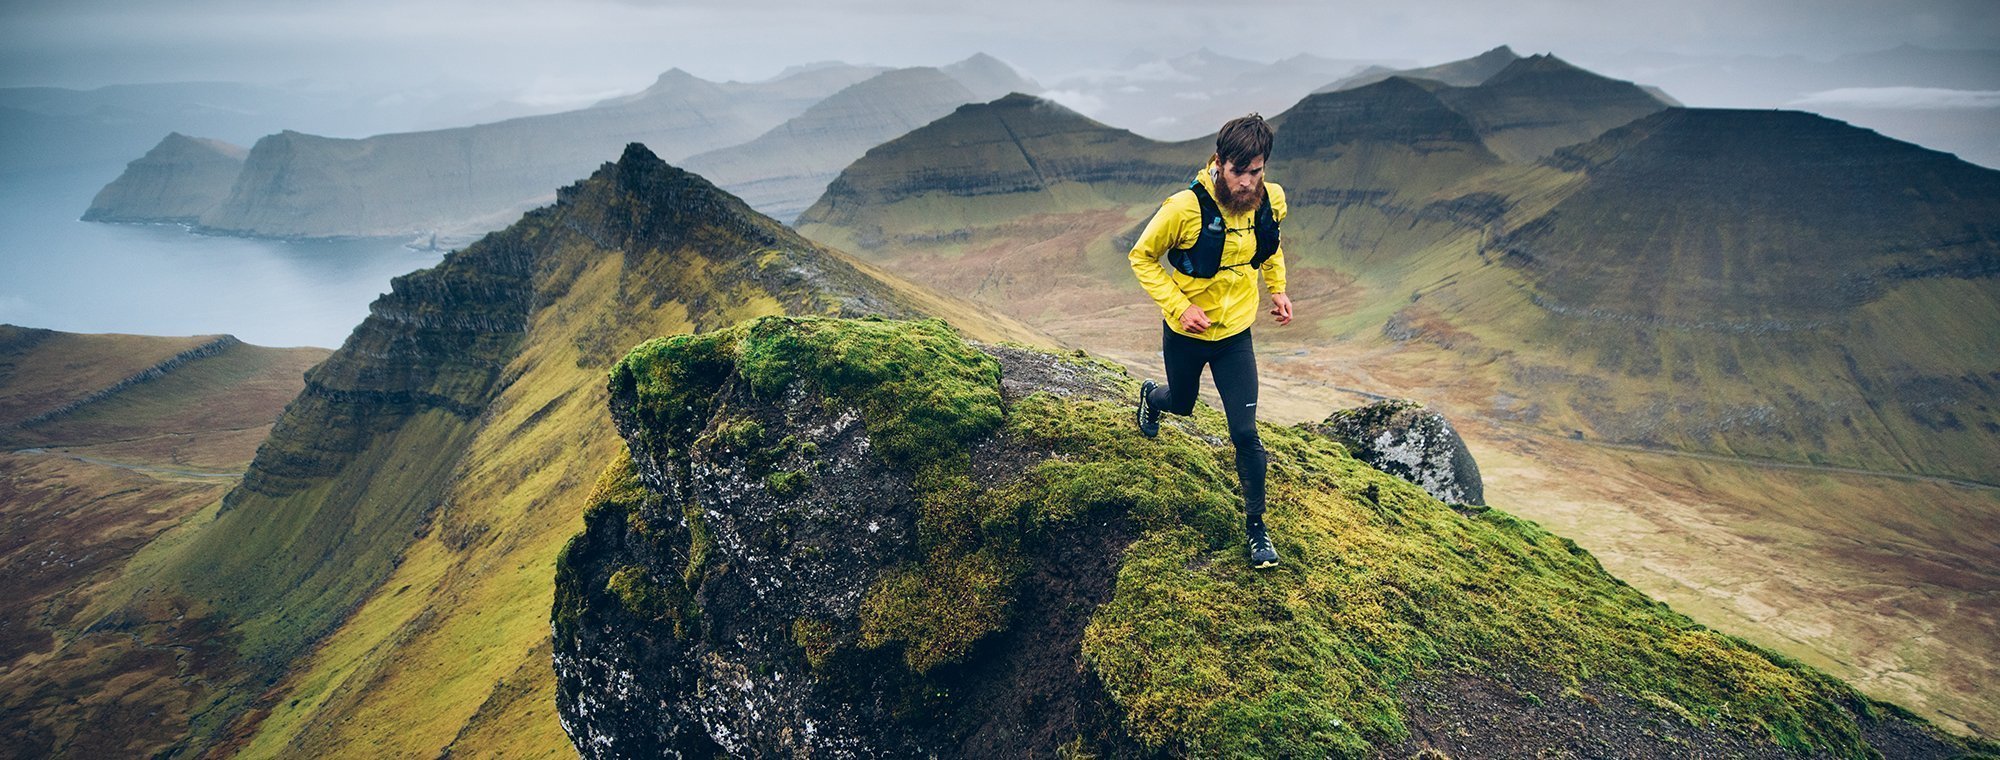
[1215,155,1266,214]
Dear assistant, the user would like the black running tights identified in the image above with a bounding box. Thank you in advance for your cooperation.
[1146,322,1266,520]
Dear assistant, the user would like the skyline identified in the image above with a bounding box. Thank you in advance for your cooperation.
[5,0,1997,99]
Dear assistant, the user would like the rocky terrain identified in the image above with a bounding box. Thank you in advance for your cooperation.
[552,314,1987,758]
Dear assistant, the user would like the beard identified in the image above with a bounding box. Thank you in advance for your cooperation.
[1215,177,1264,215]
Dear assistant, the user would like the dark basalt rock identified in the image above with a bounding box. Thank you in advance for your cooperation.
[1316,399,1485,506]
[553,329,1134,758]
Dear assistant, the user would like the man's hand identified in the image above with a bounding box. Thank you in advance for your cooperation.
[1178,304,1212,334]
[1269,293,1293,326]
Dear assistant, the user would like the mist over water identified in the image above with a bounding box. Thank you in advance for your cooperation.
[0,165,440,348]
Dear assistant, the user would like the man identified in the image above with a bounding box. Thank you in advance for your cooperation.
[1130,113,1294,569]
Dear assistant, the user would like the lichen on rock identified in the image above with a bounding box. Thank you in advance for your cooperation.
[1318,398,1486,506]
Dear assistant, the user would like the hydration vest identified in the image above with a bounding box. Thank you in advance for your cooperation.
[1167,179,1281,279]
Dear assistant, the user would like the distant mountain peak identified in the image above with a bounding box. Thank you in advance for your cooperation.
[943,53,1041,99]
[1319,45,1524,93]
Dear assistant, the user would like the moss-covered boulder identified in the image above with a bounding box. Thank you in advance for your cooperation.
[552,316,1986,759]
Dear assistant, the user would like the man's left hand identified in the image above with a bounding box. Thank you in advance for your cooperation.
[1269,293,1293,326]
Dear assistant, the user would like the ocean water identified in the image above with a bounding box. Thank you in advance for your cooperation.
[0,164,445,348]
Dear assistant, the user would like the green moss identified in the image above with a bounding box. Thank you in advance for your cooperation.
[709,419,766,451]
[792,618,838,670]
[582,448,652,530]
[859,549,1017,673]
[550,532,591,641]
[765,470,808,499]
[1082,420,1878,757]
[606,565,667,619]
[615,315,1003,471]
[735,316,1002,469]
[610,330,740,458]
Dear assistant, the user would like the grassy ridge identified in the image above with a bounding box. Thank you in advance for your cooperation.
[142,147,1051,758]
[569,316,1981,756]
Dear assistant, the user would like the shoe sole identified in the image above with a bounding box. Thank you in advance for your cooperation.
[1252,559,1279,569]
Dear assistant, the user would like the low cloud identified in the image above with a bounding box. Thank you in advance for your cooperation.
[1790,87,2000,110]
[1041,89,1106,116]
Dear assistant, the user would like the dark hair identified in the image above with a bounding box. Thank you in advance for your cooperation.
[1216,113,1273,169]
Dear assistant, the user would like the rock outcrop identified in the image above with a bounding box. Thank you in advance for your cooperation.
[553,315,1982,758]
[81,132,246,223]
[1316,399,1485,505]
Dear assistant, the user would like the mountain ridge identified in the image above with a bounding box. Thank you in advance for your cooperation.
[54,142,1043,757]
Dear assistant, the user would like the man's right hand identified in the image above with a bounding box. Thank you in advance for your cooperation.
[1178,304,1212,334]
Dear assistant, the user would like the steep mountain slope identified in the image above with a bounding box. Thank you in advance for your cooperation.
[1472,108,2000,479]
[553,314,1988,758]
[81,133,247,223]
[175,65,880,241]
[51,143,1042,757]
[682,57,1036,223]
[0,327,323,757]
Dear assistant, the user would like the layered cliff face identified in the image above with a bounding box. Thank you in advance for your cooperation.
[554,315,1986,758]
[683,57,1037,224]
[186,65,879,240]
[1482,107,2000,480]
[75,143,1042,757]
[81,132,246,223]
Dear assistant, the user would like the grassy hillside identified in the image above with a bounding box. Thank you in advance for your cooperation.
[0,327,323,757]
[51,143,1046,758]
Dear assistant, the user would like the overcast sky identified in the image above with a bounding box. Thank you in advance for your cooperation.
[4,0,1997,97]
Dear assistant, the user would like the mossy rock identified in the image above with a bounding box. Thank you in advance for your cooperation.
[555,316,1981,759]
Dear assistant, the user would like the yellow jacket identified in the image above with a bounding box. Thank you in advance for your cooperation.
[1129,162,1288,341]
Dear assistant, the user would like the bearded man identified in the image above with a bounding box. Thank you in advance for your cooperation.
[1129,113,1295,569]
